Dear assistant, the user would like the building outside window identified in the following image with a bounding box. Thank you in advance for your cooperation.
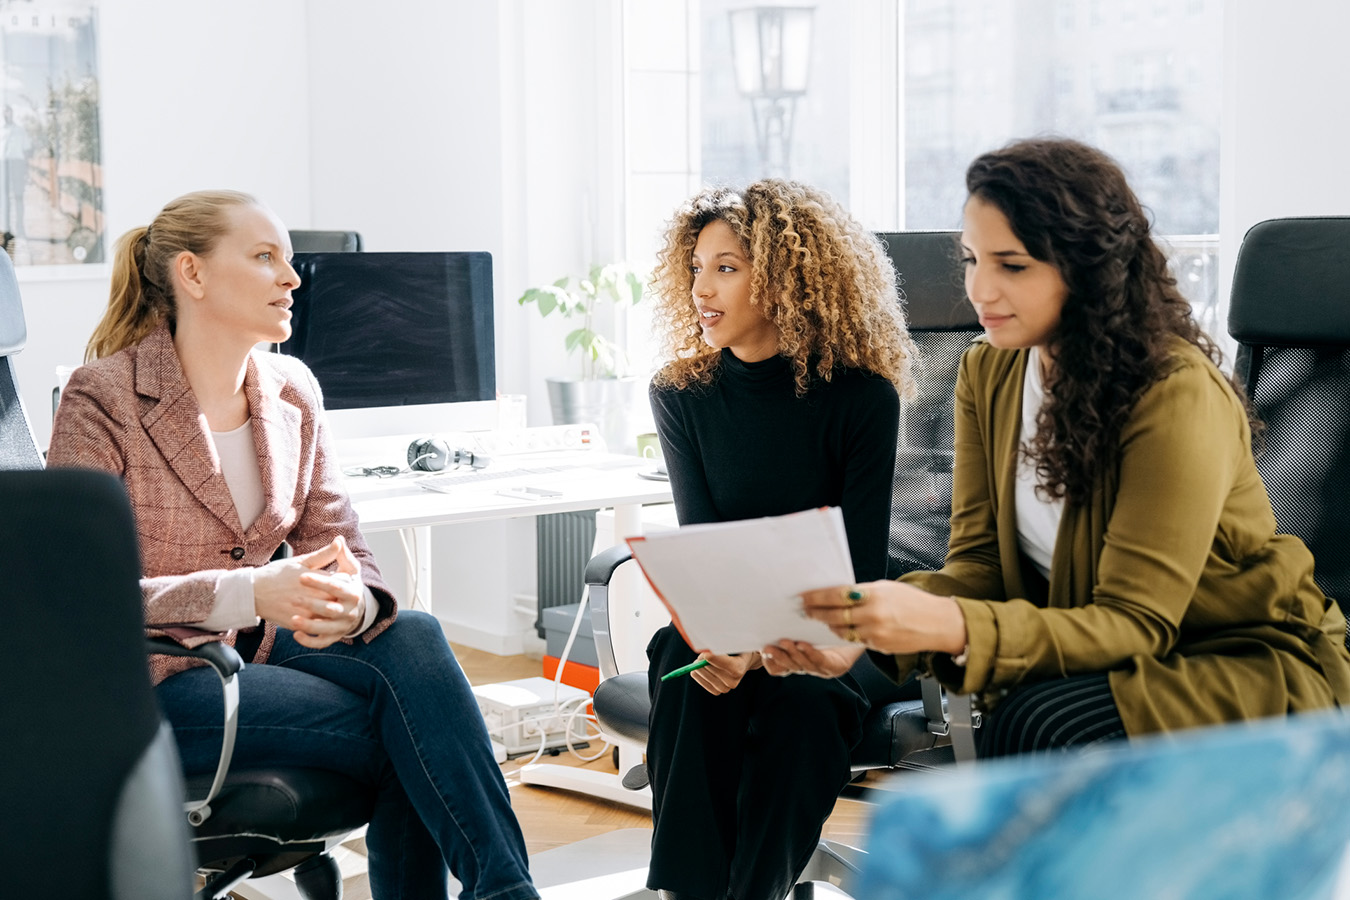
[679,0,1223,346]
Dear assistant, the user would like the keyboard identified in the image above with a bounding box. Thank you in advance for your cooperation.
[416,465,568,492]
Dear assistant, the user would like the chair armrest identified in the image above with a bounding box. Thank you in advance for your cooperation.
[147,636,243,679]
[147,637,244,825]
[918,674,980,763]
[584,545,635,681]
[584,544,634,587]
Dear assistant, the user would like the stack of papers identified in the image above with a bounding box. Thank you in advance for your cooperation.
[626,506,854,654]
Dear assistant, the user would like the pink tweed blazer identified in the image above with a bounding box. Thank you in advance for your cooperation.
[47,323,397,684]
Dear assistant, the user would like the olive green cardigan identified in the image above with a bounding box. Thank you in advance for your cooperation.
[899,338,1350,735]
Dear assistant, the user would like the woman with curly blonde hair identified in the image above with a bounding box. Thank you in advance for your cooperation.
[643,179,917,900]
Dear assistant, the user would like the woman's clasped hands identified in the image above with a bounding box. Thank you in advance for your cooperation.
[761,580,968,676]
[253,534,366,648]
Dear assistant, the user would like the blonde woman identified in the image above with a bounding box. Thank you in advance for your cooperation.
[644,180,917,900]
[48,190,537,900]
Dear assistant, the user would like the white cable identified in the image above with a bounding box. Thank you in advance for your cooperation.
[397,528,423,611]
[564,699,609,762]
[551,584,590,703]
[480,574,615,767]
[548,583,615,762]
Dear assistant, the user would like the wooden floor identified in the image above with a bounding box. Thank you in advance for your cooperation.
[455,643,878,857]
[245,643,878,899]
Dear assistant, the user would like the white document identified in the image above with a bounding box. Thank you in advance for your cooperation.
[625,506,854,654]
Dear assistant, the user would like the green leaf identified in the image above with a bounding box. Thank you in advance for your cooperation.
[517,286,557,317]
[592,337,617,374]
[557,288,586,316]
[623,270,644,305]
[564,327,595,353]
[541,286,572,317]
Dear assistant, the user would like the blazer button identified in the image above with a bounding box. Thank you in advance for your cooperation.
[230,546,246,561]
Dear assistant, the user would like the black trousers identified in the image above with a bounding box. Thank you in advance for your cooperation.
[644,625,870,900]
[978,671,1127,758]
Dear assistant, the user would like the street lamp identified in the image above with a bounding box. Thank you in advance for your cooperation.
[728,5,815,176]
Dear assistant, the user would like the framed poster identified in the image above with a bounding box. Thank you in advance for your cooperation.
[1,1,103,266]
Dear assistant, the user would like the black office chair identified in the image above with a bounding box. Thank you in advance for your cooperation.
[288,229,364,252]
[1228,216,1350,618]
[585,231,981,896]
[159,621,373,900]
[1,468,196,900]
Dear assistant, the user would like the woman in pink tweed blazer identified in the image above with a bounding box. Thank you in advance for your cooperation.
[48,190,537,900]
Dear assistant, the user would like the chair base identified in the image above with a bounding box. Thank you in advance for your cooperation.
[518,760,653,811]
[795,839,866,897]
[291,853,342,900]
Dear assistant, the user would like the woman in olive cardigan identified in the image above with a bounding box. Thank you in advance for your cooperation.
[766,138,1350,756]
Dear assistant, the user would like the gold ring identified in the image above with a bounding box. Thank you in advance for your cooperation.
[846,627,861,644]
[847,589,866,605]
[842,606,853,627]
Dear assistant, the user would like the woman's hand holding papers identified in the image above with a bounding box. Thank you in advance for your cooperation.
[797,580,967,657]
[761,642,865,679]
[689,650,763,695]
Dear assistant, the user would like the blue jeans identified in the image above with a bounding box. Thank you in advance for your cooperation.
[158,610,537,900]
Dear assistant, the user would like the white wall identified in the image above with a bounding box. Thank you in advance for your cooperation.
[1219,0,1350,309]
[15,0,627,448]
[301,2,628,653]
[15,0,313,448]
[10,1,623,654]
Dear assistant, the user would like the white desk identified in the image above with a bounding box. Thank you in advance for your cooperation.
[348,451,673,530]
[345,450,672,628]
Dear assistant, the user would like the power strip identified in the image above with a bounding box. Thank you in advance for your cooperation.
[470,423,604,456]
[472,676,592,756]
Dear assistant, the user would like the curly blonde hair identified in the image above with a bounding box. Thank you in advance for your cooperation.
[650,179,916,397]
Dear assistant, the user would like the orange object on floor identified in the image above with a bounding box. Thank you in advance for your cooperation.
[542,655,600,695]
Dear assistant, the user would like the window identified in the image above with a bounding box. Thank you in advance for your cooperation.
[628,0,1223,352]
[896,0,1222,337]
[698,0,853,204]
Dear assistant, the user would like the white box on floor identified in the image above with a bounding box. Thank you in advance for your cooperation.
[472,676,591,756]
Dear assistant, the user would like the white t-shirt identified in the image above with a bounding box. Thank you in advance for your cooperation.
[1014,348,1064,579]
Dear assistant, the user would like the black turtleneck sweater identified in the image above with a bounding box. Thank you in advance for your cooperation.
[649,349,900,583]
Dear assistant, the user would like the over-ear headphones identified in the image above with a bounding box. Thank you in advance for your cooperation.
[407,437,492,472]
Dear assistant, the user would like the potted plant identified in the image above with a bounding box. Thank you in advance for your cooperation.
[517,262,650,452]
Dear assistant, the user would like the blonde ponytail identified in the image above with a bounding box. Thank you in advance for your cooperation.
[86,227,160,361]
[83,190,258,361]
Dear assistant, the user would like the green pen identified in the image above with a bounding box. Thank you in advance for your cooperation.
[660,658,711,681]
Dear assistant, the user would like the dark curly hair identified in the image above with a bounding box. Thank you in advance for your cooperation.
[650,179,916,397]
[966,138,1229,506]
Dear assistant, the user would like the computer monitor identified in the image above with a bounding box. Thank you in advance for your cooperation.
[279,251,497,444]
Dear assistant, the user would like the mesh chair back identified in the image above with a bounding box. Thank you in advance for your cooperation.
[1229,217,1350,604]
[876,231,981,577]
[288,229,363,252]
[0,248,41,469]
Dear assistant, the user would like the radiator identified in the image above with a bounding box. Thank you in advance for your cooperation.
[535,510,597,637]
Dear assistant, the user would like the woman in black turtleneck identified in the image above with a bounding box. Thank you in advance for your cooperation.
[643,180,918,900]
